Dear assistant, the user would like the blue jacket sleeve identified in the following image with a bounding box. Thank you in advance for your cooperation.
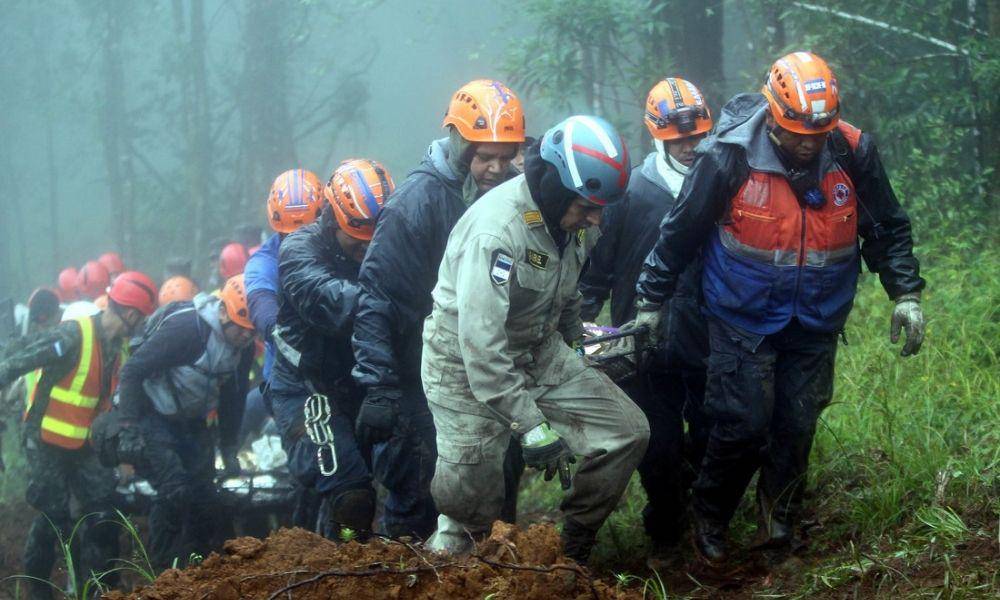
[278,228,362,339]
[247,289,279,342]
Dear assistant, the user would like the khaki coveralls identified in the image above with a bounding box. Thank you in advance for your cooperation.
[421,174,649,552]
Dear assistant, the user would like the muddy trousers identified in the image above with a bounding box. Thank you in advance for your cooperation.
[23,441,119,600]
[135,414,227,570]
[426,366,649,543]
[627,368,708,545]
[692,316,837,535]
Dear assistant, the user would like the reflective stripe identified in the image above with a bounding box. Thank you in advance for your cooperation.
[47,318,99,407]
[49,387,100,407]
[23,369,41,411]
[40,415,90,440]
[719,228,799,266]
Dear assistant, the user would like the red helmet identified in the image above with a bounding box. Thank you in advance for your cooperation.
[108,271,158,316]
[98,252,125,278]
[218,243,249,280]
[75,261,111,300]
[57,267,79,302]
[324,159,394,241]
[267,169,324,233]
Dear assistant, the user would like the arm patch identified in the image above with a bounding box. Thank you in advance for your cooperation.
[490,250,514,285]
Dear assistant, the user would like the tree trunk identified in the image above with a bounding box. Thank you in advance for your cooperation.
[671,0,725,105]
[238,0,298,218]
[98,0,131,257]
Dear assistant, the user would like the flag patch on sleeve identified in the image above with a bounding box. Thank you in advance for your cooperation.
[490,250,513,285]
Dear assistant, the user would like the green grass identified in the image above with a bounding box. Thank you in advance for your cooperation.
[523,234,1000,598]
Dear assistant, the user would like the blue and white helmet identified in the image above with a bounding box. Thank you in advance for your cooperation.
[539,115,630,206]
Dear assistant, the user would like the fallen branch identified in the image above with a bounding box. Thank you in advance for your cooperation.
[473,554,600,600]
[265,563,459,600]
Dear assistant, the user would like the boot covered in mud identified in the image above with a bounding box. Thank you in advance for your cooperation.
[692,512,728,566]
[752,483,796,551]
[426,514,485,556]
[322,487,376,542]
[560,517,598,564]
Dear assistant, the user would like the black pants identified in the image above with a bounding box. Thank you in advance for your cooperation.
[135,414,227,569]
[23,440,120,599]
[693,316,837,531]
[628,368,708,544]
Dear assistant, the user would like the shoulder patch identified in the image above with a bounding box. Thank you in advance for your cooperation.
[522,210,544,227]
[490,250,514,285]
[525,249,549,269]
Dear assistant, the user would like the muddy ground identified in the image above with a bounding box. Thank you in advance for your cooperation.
[105,522,636,600]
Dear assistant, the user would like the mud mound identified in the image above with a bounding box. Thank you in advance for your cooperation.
[105,521,640,600]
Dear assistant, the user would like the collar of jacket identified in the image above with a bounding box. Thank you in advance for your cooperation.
[192,293,225,338]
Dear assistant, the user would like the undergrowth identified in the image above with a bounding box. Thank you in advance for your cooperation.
[521,224,999,597]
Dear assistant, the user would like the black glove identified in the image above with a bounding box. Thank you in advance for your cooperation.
[116,426,146,466]
[355,386,402,447]
[520,424,576,490]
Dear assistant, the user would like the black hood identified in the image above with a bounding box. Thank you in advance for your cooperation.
[524,139,577,250]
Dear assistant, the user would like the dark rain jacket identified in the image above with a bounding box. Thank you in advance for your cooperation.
[636,93,925,326]
[351,138,471,393]
[274,207,362,394]
[580,153,708,371]
[117,299,253,455]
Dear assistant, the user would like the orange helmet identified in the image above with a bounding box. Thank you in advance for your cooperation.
[761,51,840,134]
[98,252,125,278]
[267,169,324,233]
[159,276,199,306]
[220,274,253,330]
[57,267,79,302]
[645,77,713,140]
[442,79,525,143]
[324,159,394,241]
[219,243,249,280]
[75,260,111,299]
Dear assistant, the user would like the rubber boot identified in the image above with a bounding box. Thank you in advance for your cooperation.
[560,518,598,564]
[323,488,376,542]
[426,514,479,556]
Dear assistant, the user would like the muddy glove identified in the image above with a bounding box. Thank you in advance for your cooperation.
[355,386,402,447]
[611,298,663,361]
[116,426,146,466]
[521,423,575,490]
[891,293,925,357]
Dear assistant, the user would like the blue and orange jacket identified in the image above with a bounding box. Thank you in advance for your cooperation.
[637,93,924,335]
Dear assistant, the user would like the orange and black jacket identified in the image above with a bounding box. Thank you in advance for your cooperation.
[636,93,925,335]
